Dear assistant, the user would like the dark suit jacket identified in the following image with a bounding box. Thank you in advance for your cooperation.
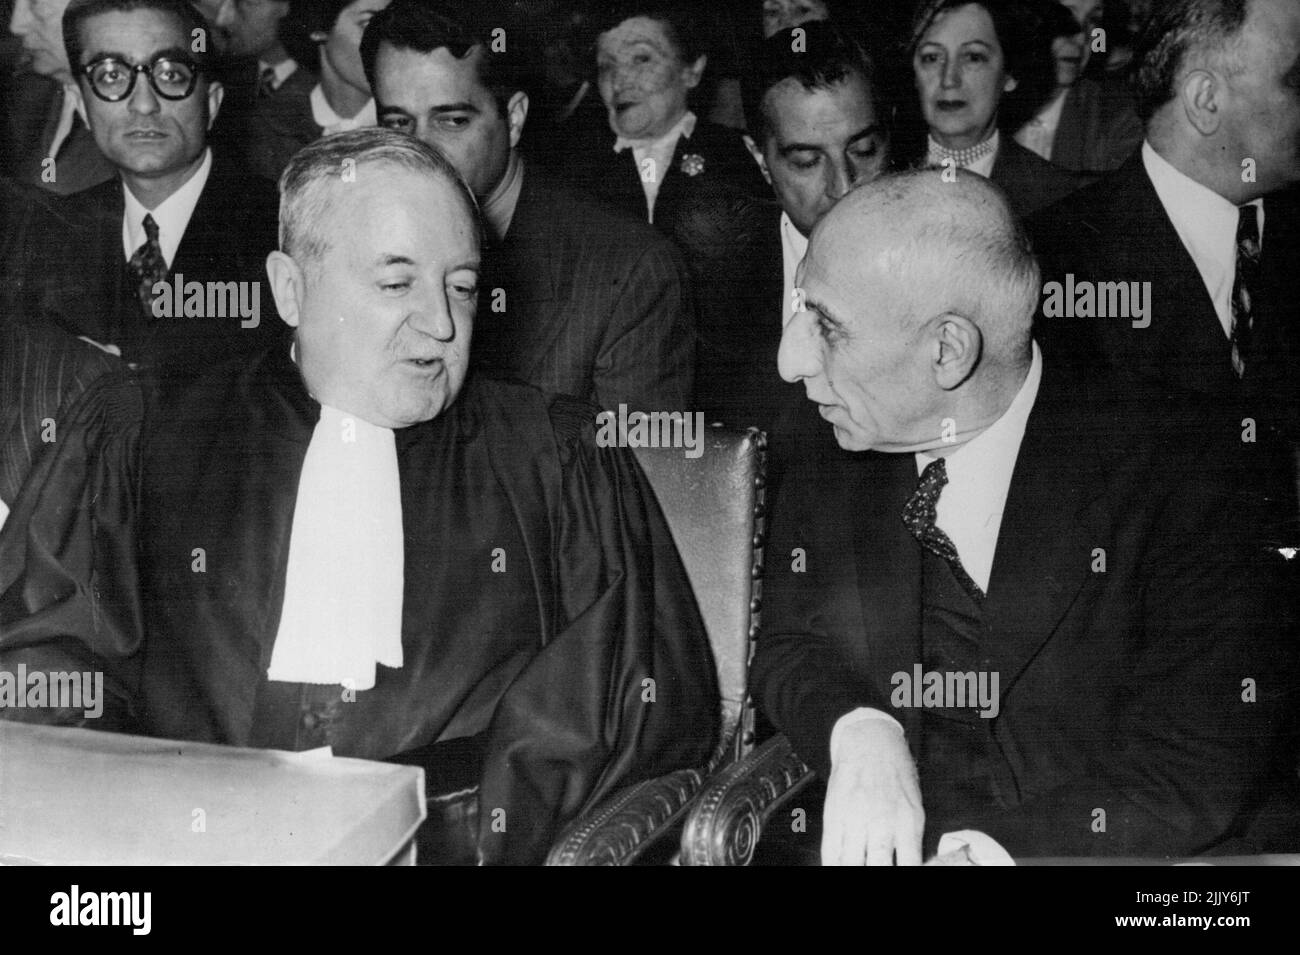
[756,361,1298,857]
[6,75,116,196]
[233,67,322,183]
[1051,75,1143,179]
[1031,155,1300,441]
[475,163,695,411]
[562,117,769,247]
[989,137,1080,219]
[39,152,284,397]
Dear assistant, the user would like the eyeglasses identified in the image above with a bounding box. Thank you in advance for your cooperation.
[81,56,202,103]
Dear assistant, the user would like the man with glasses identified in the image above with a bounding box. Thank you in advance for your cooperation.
[39,0,281,399]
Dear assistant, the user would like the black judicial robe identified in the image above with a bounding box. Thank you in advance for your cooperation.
[0,346,719,864]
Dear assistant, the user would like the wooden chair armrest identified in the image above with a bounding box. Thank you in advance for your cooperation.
[680,734,815,866]
[545,768,705,866]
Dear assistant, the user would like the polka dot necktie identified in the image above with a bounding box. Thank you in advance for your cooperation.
[1230,204,1261,379]
[127,213,167,319]
[902,457,985,603]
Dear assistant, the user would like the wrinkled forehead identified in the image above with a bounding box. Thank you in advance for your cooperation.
[311,164,477,257]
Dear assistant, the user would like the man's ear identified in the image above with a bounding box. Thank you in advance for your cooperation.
[266,250,306,329]
[1002,72,1018,94]
[1179,69,1222,136]
[206,79,224,130]
[506,90,529,149]
[743,134,772,184]
[683,54,707,90]
[931,313,982,390]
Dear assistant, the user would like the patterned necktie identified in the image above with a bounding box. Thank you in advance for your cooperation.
[127,213,167,319]
[902,457,985,602]
[1230,204,1261,378]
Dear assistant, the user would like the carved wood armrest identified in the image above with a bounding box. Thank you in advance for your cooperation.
[545,768,705,866]
[680,734,815,866]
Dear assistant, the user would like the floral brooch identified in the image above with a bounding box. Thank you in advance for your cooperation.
[679,153,705,177]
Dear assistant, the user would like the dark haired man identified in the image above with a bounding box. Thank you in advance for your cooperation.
[690,20,890,434]
[34,0,281,398]
[1032,0,1300,441]
[361,0,695,414]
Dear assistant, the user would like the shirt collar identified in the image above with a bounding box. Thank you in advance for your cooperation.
[780,211,809,326]
[259,57,298,90]
[121,147,213,268]
[917,341,1043,478]
[1143,140,1264,255]
[310,84,376,135]
[613,109,697,154]
[482,150,525,242]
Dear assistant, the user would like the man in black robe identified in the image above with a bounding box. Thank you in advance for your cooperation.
[0,128,718,865]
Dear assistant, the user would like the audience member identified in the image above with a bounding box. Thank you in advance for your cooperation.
[907,0,1078,217]
[363,0,695,413]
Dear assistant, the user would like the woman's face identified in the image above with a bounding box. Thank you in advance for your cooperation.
[596,15,706,140]
[913,3,1016,149]
[320,0,391,94]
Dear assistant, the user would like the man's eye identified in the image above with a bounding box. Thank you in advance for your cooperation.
[851,145,878,161]
[438,115,471,129]
[381,116,412,131]
[449,280,478,300]
[381,281,411,292]
[789,154,819,170]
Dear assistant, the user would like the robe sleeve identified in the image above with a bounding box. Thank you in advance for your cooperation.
[0,371,144,731]
[475,395,720,864]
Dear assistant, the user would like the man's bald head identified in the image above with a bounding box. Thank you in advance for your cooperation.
[811,169,1039,364]
[780,169,1039,453]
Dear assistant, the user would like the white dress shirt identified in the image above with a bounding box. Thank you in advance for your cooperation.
[827,343,1044,864]
[481,149,525,242]
[780,211,809,326]
[309,84,376,136]
[614,109,697,223]
[121,147,213,267]
[1015,87,1068,161]
[1142,141,1264,339]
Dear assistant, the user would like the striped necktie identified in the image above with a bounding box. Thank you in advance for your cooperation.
[902,457,985,602]
[1230,204,1261,378]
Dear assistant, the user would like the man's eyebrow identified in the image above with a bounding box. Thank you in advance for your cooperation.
[427,102,480,115]
[372,254,417,267]
[85,46,190,64]
[804,295,849,335]
[846,124,885,146]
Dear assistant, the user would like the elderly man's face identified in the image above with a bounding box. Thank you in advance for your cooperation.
[75,9,221,185]
[761,0,829,39]
[756,71,887,237]
[778,221,937,452]
[1219,0,1300,197]
[9,0,71,81]
[375,43,518,200]
[288,167,479,429]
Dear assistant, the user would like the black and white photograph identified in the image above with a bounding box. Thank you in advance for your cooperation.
[0,0,1298,914]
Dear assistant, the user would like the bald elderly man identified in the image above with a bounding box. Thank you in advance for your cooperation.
[757,170,1298,864]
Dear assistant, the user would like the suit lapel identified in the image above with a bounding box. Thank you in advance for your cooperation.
[982,363,1110,693]
[850,450,924,739]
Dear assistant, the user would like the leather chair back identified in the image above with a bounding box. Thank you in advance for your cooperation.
[632,427,766,765]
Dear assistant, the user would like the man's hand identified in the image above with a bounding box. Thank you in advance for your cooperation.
[821,717,924,866]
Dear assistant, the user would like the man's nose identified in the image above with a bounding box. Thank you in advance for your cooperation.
[407,290,456,342]
[777,308,821,384]
[127,71,162,114]
[825,157,857,201]
[9,0,32,35]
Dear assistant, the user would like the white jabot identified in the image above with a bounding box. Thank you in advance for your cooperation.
[47,83,88,161]
[780,211,809,326]
[121,147,212,267]
[828,342,1044,863]
[310,84,376,136]
[614,109,697,223]
[1015,87,1068,161]
[267,402,405,690]
[1142,141,1265,340]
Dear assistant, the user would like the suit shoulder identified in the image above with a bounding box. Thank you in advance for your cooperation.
[523,169,680,260]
